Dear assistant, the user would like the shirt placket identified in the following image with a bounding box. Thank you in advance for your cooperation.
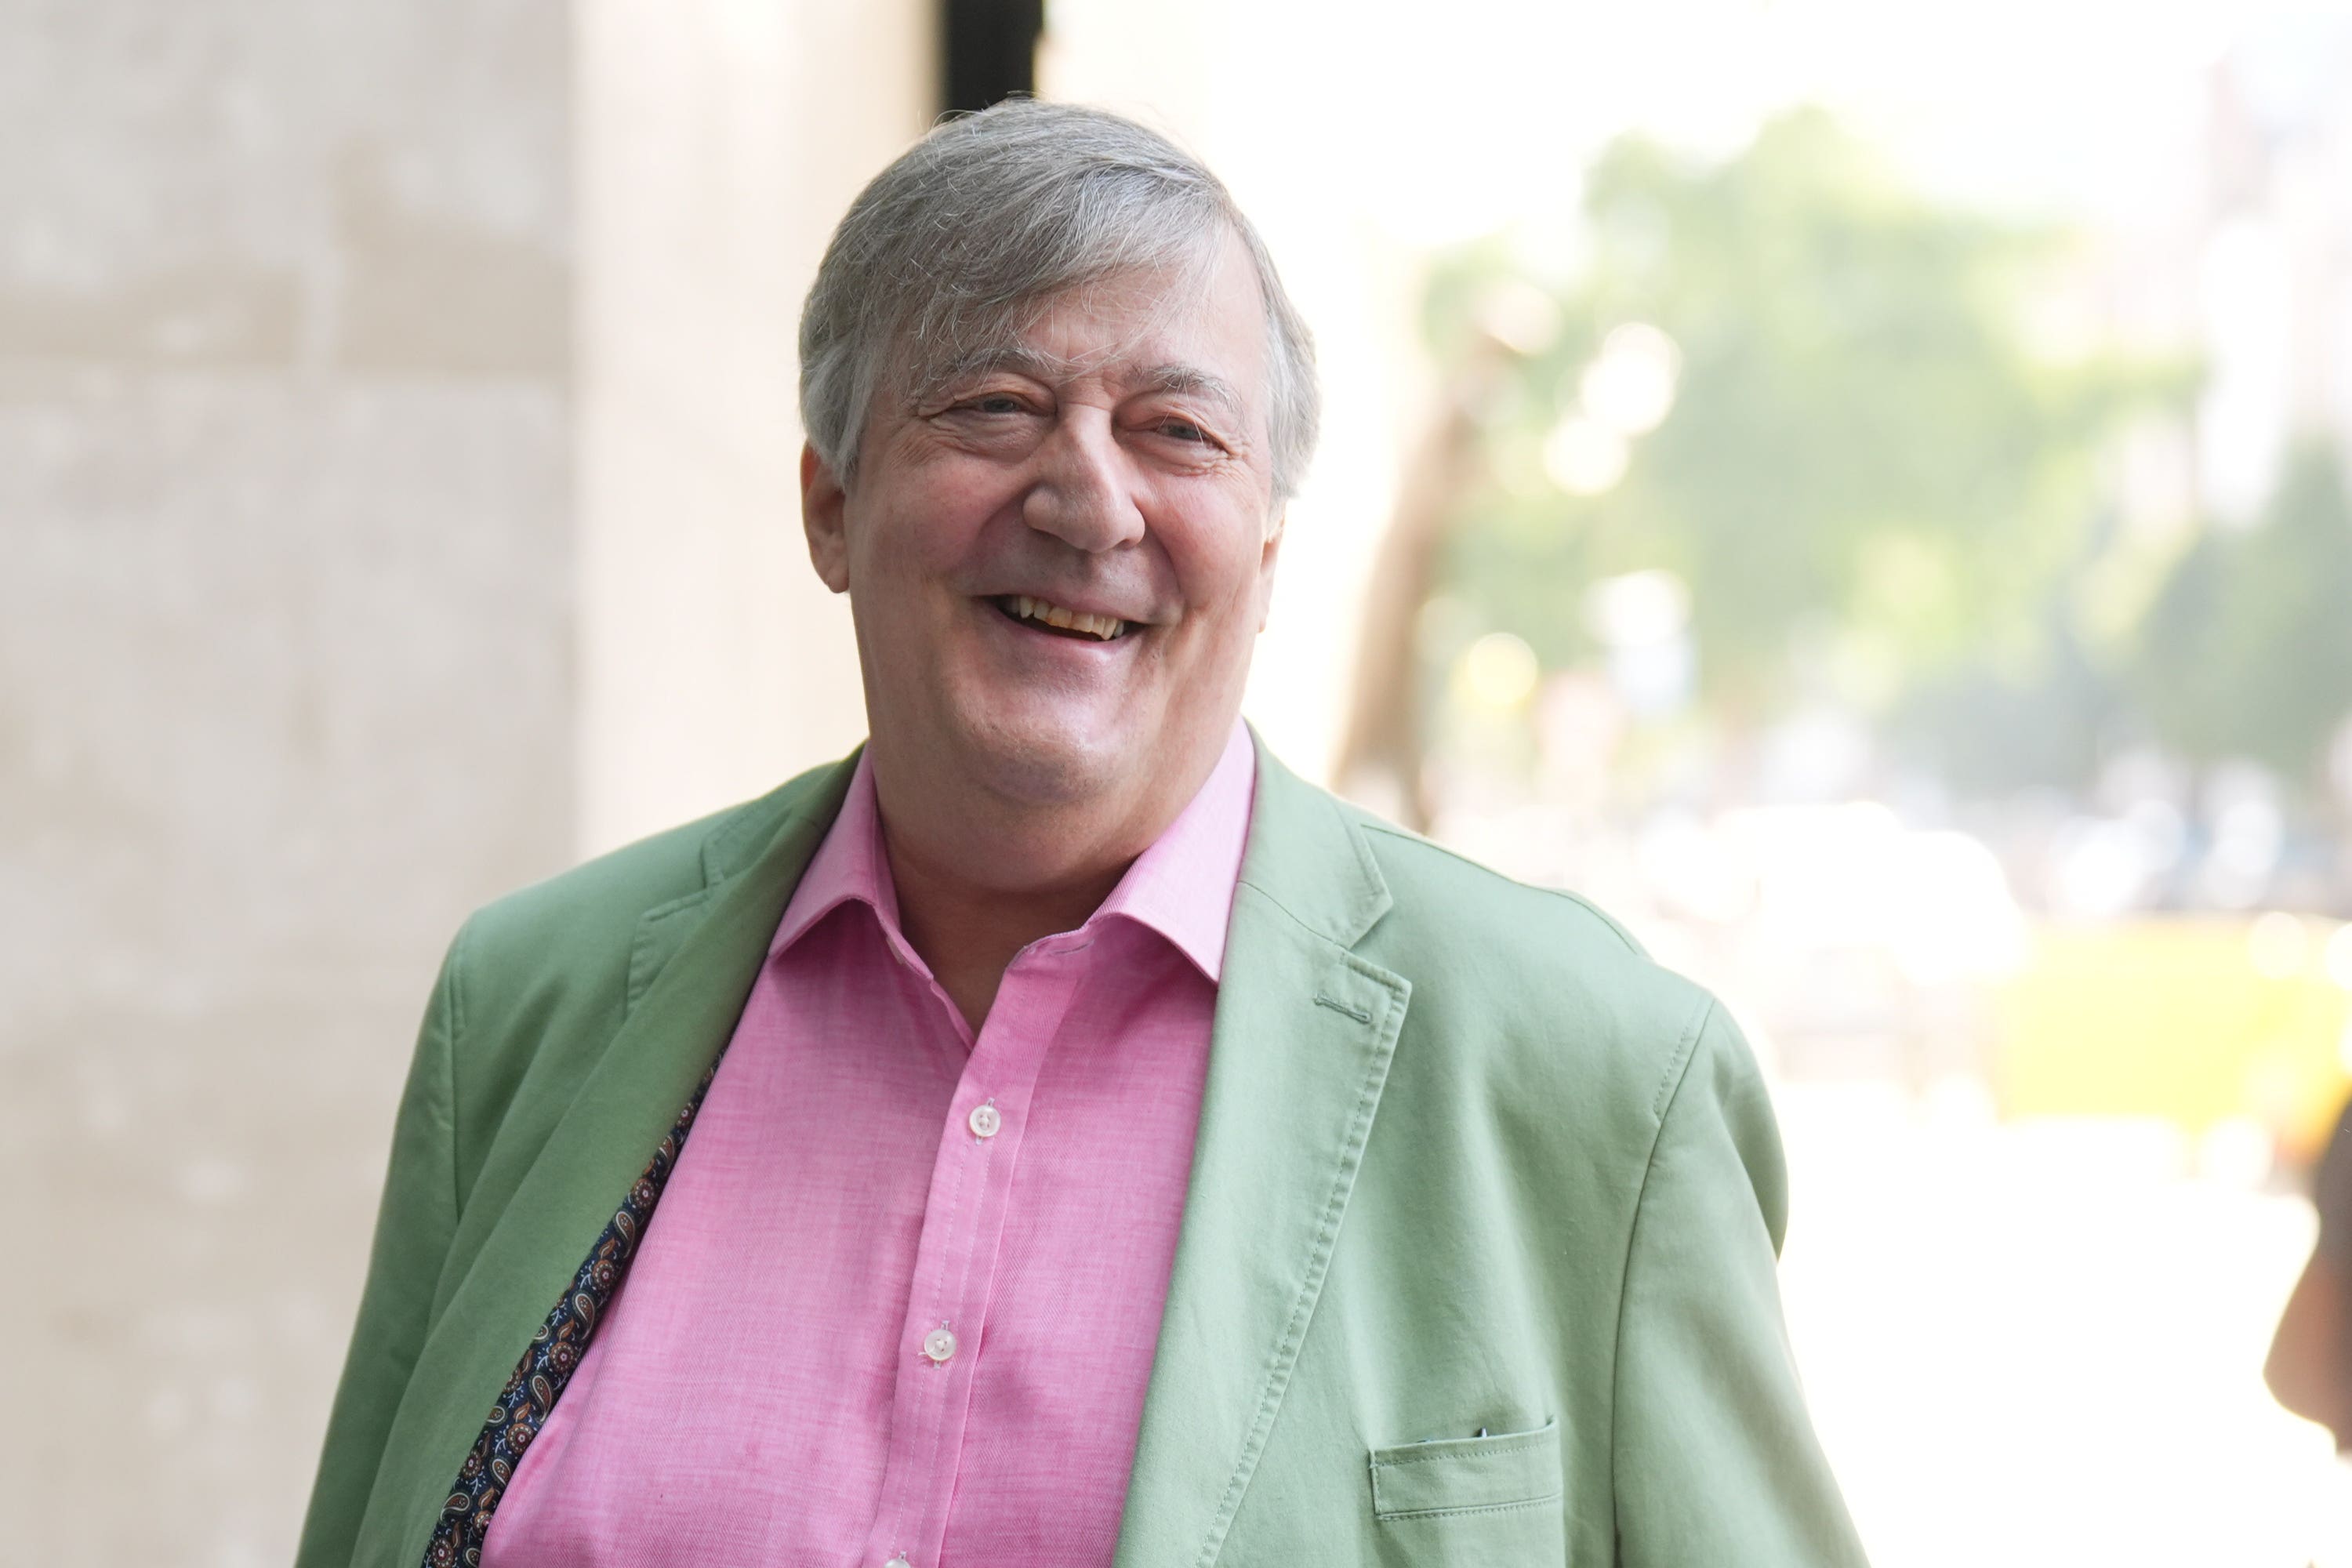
[862,934,1092,1568]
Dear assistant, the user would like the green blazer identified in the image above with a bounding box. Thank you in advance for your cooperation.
[298,737,1867,1567]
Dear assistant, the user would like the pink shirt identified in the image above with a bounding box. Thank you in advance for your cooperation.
[481,722,1256,1568]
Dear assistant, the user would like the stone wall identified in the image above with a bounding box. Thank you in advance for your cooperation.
[0,5,577,1561]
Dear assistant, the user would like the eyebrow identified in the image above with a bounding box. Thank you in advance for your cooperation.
[914,347,1247,422]
[1136,364,1246,420]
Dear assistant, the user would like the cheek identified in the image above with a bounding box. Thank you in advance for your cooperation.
[1164,511,1275,619]
[856,477,1002,586]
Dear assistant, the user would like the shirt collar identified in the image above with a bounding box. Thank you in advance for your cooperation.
[1084,719,1255,980]
[770,718,1258,983]
[768,744,902,960]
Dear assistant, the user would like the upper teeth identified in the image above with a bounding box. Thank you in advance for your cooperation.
[1011,595,1125,641]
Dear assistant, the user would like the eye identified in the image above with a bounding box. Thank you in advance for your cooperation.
[1157,418,1209,442]
[931,387,1036,421]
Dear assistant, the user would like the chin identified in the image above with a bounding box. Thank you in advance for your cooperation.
[954,710,1135,807]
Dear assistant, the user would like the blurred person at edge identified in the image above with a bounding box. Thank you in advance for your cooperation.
[2270,1096,2352,1449]
[295,101,1864,1568]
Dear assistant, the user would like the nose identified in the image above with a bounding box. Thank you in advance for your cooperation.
[1021,413,1146,553]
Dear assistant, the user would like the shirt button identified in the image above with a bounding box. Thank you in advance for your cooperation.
[967,1102,1001,1138]
[885,1557,911,1568]
[921,1326,957,1363]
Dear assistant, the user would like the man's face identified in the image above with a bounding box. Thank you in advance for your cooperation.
[803,231,1282,840]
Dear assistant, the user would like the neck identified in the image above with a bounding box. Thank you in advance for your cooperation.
[880,826,1125,1034]
[866,730,1235,1034]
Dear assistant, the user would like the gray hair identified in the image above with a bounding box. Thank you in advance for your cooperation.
[797,99,1319,505]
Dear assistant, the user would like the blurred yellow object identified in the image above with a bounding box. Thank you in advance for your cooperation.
[1455,632,1541,711]
[1994,917,2352,1166]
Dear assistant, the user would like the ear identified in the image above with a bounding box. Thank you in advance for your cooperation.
[800,442,852,593]
[1255,507,1287,631]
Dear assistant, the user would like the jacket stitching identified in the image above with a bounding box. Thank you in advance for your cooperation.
[1190,971,1406,1568]
[624,890,715,1016]
[1647,996,1711,1123]
[1371,1434,1555,1468]
[443,919,470,1230]
[1232,875,1326,942]
[1609,996,1718,1552]
[1375,1491,1563,1523]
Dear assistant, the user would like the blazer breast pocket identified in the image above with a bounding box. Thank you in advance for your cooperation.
[1367,1419,1566,1566]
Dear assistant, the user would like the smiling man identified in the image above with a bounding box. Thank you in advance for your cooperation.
[297,102,1867,1568]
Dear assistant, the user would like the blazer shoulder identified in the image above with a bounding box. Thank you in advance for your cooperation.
[1357,811,1651,957]
[456,766,822,989]
[463,804,724,967]
[1351,808,1667,980]
[1350,808,1722,1120]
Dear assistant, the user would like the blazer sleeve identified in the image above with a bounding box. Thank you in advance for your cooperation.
[294,924,467,1568]
[1610,1001,1870,1566]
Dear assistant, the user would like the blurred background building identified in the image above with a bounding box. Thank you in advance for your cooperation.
[9,0,2352,1563]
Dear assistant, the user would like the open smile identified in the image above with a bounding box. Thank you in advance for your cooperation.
[991,594,1135,642]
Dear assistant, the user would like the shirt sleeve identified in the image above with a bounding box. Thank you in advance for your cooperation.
[1610,1001,1871,1567]
[294,923,467,1568]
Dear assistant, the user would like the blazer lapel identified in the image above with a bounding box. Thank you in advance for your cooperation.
[360,757,858,1568]
[622,776,831,1015]
[1112,739,1411,1568]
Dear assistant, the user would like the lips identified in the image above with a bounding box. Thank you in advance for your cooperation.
[993,594,1131,641]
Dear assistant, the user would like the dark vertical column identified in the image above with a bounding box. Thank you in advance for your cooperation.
[941,0,1044,114]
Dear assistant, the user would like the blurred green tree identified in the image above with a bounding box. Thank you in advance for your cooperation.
[2129,445,2352,784]
[1341,108,2180,815]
